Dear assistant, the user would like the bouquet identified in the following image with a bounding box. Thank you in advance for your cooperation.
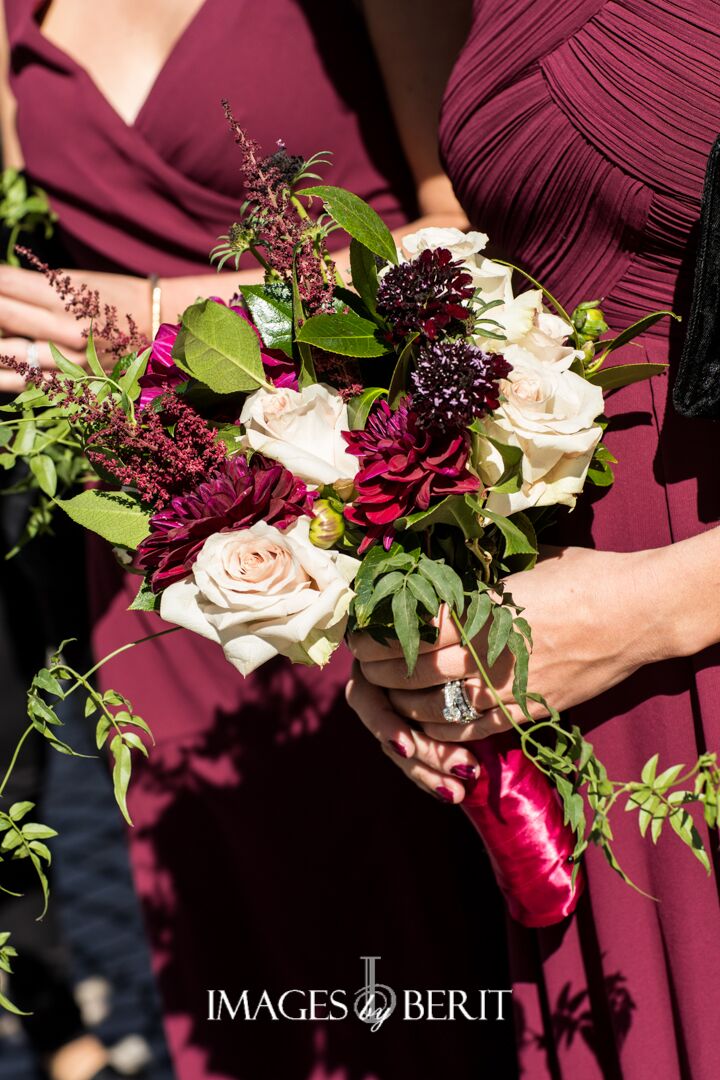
[0,119,718,1004]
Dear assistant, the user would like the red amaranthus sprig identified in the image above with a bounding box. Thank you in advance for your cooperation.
[16,248,148,358]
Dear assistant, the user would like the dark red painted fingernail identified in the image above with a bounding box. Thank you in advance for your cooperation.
[389,739,408,758]
[436,785,455,803]
[450,764,477,780]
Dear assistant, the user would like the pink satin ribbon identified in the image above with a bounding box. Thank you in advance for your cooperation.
[462,735,584,927]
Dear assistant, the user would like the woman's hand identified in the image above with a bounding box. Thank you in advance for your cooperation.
[347,544,680,803]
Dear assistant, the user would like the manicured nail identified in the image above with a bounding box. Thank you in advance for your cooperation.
[436,785,455,803]
[389,739,408,758]
[450,764,477,780]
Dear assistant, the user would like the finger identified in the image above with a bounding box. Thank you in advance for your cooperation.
[422,698,550,743]
[0,296,85,350]
[388,677,499,725]
[345,661,417,761]
[0,369,26,394]
[0,265,65,309]
[404,724,480,781]
[349,606,461,662]
[395,753,467,803]
[360,643,485,691]
[0,338,86,371]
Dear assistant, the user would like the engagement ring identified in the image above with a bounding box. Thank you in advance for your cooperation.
[442,679,479,725]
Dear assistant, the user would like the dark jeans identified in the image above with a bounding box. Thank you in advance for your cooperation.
[0,471,87,1055]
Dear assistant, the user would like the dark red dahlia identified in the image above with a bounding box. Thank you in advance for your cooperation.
[411,341,512,430]
[376,247,474,344]
[135,454,315,590]
[342,400,481,552]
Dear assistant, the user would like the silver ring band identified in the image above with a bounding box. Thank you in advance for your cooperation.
[442,679,479,725]
[26,340,39,369]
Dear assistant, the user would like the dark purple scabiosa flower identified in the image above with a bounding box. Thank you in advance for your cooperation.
[376,247,475,344]
[411,341,512,431]
[342,400,480,552]
[135,454,315,590]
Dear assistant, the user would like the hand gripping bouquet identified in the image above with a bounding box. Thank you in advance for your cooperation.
[0,117,718,1001]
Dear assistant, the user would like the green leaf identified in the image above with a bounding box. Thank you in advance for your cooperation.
[29,453,57,497]
[299,185,398,265]
[588,362,668,392]
[95,715,112,750]
[388,334,418,406]
[349,239,380,316]
[0,986,30,1016]
[487,605,513,667]
[594,311,679,363]
[110,734,133,826]
[57,489,150,549]
[49,343,82,380]
[240,286,294,357]
[392,586,420,675]
[118,347,151,401]
[417,557,464,614]
[13,415,36,455]
[507,628,530,707]
[21,822,58,841]
[8,802,34,822]
[296,311,386,358]
[464,591,492,642]
[174,299,267,394]
[369,571,405,611]
[347,387,386,430]
[33,668,64,697]
[641,753,659,786]
[398,494,484,540]
[654,763,684,791]
[406,573,440,616]
[291,262,316,390]
[85,330,105,378]
[128,577,161,612]
[482,509,538,558]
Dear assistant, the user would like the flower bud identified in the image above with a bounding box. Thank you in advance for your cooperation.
[309,499,345,549]
[572,300,609,344]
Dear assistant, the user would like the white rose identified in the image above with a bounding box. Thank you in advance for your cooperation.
[160,518,360,676]
[401,226,489,261]
[239,384,358,488]
[477,352,604,516]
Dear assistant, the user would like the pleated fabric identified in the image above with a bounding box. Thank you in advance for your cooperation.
[441,3,720,1077]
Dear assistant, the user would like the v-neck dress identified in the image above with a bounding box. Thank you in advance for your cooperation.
[440,2,720,1078]
[5,3,517,1079]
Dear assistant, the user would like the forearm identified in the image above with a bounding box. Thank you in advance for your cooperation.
[640,527,720,662]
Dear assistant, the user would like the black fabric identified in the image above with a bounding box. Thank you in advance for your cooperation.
[673,134,720,418]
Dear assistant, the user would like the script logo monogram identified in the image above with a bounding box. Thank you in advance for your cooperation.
[353,956,397,1032]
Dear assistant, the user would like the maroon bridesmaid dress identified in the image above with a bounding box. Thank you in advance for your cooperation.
[441,2,720,1077]
[6,2,517,1078]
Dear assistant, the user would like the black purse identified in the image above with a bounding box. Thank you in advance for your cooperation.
[673,135,720,419]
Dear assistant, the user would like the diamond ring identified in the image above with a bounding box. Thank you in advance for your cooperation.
[26,340,39,369]
[442,679,479,725]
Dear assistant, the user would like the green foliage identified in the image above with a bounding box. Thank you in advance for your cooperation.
[296,311,387,358]
[349,239,380,317]
[587,362,669,392]
[299,185,398,265]
[173,299,268,394]
[57,490,150,549]
[346,387,387,430]
[0,168,57,265]
[240,286,294,357]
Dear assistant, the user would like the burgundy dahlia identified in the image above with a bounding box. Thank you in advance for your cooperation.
[376,247,474,344]
[342,400,481,552]
[135,454,315,590]
[411,341,512,431]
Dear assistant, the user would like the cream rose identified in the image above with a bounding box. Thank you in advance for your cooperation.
[160,518,360,676]
[239,383,358,488]
[477,349,604,516]
[401,226,489,261]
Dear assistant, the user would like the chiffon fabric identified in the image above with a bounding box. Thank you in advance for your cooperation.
[441,2,720,1077]
[5,2,519,1078]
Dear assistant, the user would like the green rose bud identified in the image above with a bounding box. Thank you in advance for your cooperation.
[572,299,609,344]
[309,499,345,549]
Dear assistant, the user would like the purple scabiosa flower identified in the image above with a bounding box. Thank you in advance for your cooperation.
[376,247,474,344]
[342,400,480,552]
[135,454,315,590]
[411,341,512,431]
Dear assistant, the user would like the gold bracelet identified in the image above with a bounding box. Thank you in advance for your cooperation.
[149,273,162,339]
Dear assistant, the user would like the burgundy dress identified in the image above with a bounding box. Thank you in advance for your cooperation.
[441,2,720,1078]
[6,2,516,1079]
